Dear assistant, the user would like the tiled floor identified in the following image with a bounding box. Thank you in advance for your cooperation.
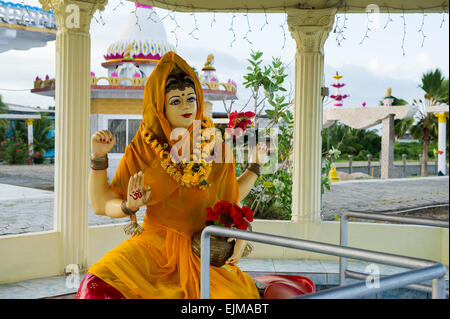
[0,259,448,299]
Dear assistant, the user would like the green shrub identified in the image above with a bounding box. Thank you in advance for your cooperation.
[0,135,30,164]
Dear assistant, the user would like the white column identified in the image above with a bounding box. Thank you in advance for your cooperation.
[287,8,336,224]
[436,113,448,175]
[380,114,394,179]
[25,118,34,160]
[39,0,107,273]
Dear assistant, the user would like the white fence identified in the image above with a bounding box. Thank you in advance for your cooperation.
[0,1,56,29]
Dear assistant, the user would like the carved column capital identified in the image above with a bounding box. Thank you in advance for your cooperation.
[39,0,107,33]
[287,8,336,54]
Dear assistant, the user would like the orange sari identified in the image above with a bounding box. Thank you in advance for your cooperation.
[87,52,259,299]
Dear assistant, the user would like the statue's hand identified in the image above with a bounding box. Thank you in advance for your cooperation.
[250,143,269,166]
[127,171,152,211]
[225,238,246,266]
[91,130,116,157]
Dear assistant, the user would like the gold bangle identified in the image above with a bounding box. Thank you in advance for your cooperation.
[90,155,108,170]
[121,200,139,216]
[246,163,261,177]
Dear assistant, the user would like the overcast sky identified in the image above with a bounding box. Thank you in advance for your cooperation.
[0,0,448,115]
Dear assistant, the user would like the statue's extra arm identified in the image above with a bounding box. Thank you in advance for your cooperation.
[89,129,129,219]
[236,143,268,202]
[88,165,129,218]
[237,170,258,202]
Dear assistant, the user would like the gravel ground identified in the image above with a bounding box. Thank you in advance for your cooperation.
[0,164,54,190]
[0,164,448,235]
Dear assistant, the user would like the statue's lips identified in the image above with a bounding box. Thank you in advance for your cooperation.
[181,113,192,118]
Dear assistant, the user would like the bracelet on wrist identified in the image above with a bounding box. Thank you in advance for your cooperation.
[90,154,108,170]
[121,200,139,216]
[246,162,261,177]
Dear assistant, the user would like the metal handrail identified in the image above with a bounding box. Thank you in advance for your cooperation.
[296,264,446,299]
[200,225,447,299]
[344,269,448,296]
[340,210,449,293]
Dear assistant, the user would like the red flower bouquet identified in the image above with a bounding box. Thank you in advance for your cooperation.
[191,200,254,267]
[227,111,256,131]
[225,111,256,140]
[205,200,253,230]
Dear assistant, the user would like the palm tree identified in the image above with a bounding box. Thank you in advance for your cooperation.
[412,69,447,176]
[379,96,413,140]
[32,113,54,163]
[394,117,415,141]
[438,79,449,105]
[322,122,381,160]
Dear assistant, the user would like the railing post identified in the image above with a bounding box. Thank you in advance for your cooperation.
[418,154,423,176]
[367,154,372,176]
[435,155,438,175]
[432,276,447,299]
[200,230,211,299]
[402,154,407,177]
[340,213,348,286]
[348,155,353,174]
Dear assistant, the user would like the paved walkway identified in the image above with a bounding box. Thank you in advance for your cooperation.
[321,176,449,220]
[0,184,146,235]
[0,165,448,235]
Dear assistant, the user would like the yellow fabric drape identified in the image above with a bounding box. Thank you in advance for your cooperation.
[87,52,259,299]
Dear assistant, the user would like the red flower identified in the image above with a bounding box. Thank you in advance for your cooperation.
[242,206,254,222]
[219,216,232,227]
[227,111,255,132]
[206,207,220,221]
[236,221,248,230]
[244,111,256,118]
[230,204,244,225]
[205,200,254,230]
[438,150,444,155]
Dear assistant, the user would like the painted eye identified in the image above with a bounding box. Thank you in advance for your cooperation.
[170,99,180,105]
[187,97,196,103]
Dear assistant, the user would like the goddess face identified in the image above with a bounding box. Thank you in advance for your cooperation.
[164,86,198,129]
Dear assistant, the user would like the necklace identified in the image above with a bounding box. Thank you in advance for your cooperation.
[141,117,216,190]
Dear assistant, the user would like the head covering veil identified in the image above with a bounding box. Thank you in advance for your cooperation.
[141,51,207,147]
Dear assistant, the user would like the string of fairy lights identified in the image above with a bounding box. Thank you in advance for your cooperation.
[400,9,407,56]
[383,6,394,30]
[187,6,200,41]
[228,13,237,48]
[242,8,253,45]
[13,0,449,55]
[279,7,288,50]
[418,10,427,48]
[1,1,449,95]
[359,10,372,45]
[333,5,348,47]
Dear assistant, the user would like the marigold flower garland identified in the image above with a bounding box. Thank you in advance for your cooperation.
[141,117,216,190]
